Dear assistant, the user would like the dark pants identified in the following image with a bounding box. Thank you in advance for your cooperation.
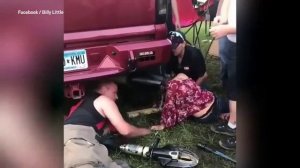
[192,95,229,123]
[219,37,236,101]
[166,0,175,32]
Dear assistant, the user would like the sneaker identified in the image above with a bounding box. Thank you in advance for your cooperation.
[210,122,236,136]
[219,137,236,150]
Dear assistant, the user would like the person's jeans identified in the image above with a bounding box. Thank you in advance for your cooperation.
[219,37,227,65]
[219,37,236,101]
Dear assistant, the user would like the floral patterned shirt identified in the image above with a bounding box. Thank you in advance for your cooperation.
[161,78,214,128]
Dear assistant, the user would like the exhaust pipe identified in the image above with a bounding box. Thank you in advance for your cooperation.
[131,77,162,85]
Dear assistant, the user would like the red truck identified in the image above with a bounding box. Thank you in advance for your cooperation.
[64,0,171,99]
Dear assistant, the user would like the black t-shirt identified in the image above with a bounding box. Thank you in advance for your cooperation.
[166,45,206,81]
[64,92,105,131]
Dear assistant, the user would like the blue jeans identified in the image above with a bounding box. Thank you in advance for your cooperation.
[219,37,236,101]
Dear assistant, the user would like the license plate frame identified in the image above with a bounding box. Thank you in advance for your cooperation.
[64,49,88,72]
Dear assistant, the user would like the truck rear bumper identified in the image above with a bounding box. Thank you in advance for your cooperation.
[64,39,171,83]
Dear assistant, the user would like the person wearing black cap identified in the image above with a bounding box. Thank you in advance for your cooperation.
[166,31,208,86]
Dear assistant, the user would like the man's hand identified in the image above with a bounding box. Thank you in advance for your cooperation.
[209,25,229,39]
[174,20,181,30]
[141,128,152,135]
[151,124,165,131]
[161,75,171,88]
[210,24,236,39]
[196,72,208,86]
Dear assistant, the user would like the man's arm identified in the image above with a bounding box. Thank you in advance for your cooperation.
[193,48,207,86]
[171,0,181,30]
[195,72,208,86]
[210,0,235,39]
[213,0,227,25]
[216,0,224,16]
[220,0,230,21]
[94,96,151,138]
[165,56,176,78]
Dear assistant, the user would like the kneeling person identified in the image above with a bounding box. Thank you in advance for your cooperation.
[151,73,229,130]
[64,81,151,168]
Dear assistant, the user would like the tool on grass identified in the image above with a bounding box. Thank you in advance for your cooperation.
[197,143,236,164]
[120,138,199,168]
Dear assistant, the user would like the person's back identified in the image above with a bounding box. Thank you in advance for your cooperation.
[65,92,104,129]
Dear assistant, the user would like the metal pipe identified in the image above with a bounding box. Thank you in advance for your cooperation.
[197,143,236,164]
[131,78,162,85]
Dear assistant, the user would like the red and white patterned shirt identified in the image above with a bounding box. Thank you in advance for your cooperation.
[161,78,214,128]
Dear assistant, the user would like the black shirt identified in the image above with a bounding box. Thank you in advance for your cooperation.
[64,92,105,131]
[166,45,206,81]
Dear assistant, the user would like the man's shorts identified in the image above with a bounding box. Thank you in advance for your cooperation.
[64,125,128,168]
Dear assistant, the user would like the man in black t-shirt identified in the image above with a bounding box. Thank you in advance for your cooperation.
[166,31,208,86]
[64,81,151,168]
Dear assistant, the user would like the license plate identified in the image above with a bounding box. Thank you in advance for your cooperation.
[64,49,88,72]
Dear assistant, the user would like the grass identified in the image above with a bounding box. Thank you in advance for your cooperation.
[110,22,236,168]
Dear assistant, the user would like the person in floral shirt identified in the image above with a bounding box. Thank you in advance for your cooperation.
[151,73,229,130]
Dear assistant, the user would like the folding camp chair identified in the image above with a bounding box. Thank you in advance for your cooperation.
[196,0,215,35]
[174,0,204,48]
[195,0,217,59]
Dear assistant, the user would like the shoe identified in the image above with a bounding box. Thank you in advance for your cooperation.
[219,137,236,150]
[210,122,236,136]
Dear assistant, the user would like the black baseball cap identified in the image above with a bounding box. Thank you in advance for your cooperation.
[168,31,186,49]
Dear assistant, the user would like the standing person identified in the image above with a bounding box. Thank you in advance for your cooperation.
[209,0,236,150]
[64,81,152,168]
